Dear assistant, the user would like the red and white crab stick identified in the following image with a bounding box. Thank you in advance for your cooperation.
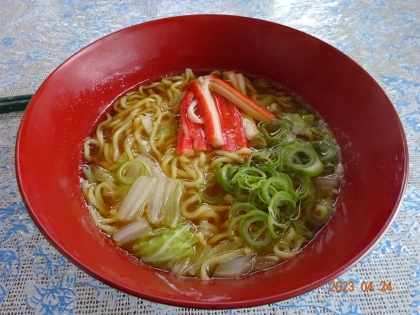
[176,91,208,156]
[204,75,276,122]
[177,74,275,155]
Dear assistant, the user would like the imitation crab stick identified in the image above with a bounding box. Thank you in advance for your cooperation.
[213,93,236,152]
[176,91,207,156]
[202,75,276,122]
[190,79,225,147]
[213,93,249,152]
[176,118,194,156]
[231,101,249,149]
[177,74,274,155]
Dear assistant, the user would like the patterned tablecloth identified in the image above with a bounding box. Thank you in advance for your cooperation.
[1,0,419,314]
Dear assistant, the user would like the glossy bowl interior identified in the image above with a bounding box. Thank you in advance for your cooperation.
[15,15,408,308]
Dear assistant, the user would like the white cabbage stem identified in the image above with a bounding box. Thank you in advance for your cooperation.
[112,218,152,245]
[212,254,255,279]
[200,248,245,280]
[117,176,156,221]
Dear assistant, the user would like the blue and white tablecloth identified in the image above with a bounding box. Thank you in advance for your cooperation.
[1,1,419,314]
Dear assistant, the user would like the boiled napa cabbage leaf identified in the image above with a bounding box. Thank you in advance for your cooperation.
[133,221,198,263]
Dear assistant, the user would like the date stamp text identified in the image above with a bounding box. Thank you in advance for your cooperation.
[329,281,393,293]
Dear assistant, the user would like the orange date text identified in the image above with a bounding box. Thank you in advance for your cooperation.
[329,281,393,293]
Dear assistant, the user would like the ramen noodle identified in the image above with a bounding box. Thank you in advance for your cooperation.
[81,69,342,280]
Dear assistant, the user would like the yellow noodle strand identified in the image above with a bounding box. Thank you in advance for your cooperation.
[123,135,135,160]
[95,113,112,150]
[273,242,298,260]
[181,158,204,187]
[113,98,156,120]
[181,199,219,221]
[112,121,131,162]
[88,206,117,234]
[207,232,229,245]
[83,138,100,162]
[103,143,113,166]
[199,221,219,234]
[93,182,112,206]
[149,112,172,160]
[87,185,107,216]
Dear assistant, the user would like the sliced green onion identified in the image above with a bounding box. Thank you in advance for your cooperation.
[246,149,273,167]
[259,174,296,205]
[228,202,258,220]
[284,144,324,177]
[238,210,272,248]
[268,215,290,240]
[312,140,339,164]
[268,191,297,222]
[247,188,269,210]
[232,185,249,202]
[216,164,239,194]
[231,167,267,190]
[260,119,291,145]
[116,159,151,185]
[228,215,244,236]
[302,114,315,124]
[280,139,303,149]
[228,203,258,236]
[290,173,316,204]
[257,165,280,178]
[268,145,285,169]
[198,174,226,204]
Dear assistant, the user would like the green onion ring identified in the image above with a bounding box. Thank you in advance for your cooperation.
[259,174,296,204]
[290,173,316,204]
[246,149,273,167]
[312,140,339,164]
[198,174,226,204]
[268,191,298,222]
[239,210,272,248]
[216,164,239,194]
[260,119,291,145]
[228,203,259,236]
[231,167,267,190]
[228,202,258,220]
[284,144,324,177]
[268,214,290,240]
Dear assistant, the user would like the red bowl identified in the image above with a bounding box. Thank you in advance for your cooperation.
[15,15,408,308]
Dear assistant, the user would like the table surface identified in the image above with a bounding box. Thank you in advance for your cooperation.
[1,0,419,314]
